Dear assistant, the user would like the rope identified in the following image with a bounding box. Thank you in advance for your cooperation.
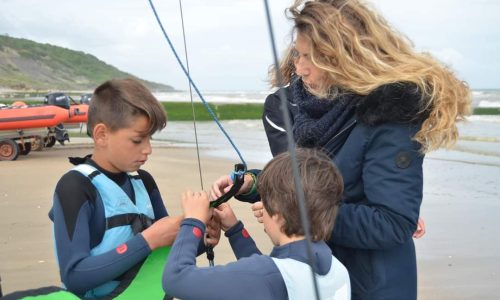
[262,1,320,299]
[177,0,214,267]
[148,2,318,294]
[147,0,247,168]
[177,0,204,191]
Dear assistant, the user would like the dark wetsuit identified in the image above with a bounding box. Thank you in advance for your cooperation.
[48,156,168,296]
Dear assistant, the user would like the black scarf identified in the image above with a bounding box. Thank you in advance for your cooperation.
[292,79,358,148]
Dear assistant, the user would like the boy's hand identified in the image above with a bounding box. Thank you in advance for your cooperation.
[205,214,222,247]
[141,215,182,250]
[182,190,211,224]
[251,201,264,223]
[213,203,238,231]
[210,175,234,200]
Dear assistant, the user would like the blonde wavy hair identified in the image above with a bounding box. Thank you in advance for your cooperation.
[270,0,472,153]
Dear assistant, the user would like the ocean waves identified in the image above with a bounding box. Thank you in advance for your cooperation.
[153,116,500,168]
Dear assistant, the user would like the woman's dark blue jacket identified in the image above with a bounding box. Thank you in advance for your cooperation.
[256,83,427,300]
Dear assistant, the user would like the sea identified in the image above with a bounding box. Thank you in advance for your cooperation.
[470,89,500,108]
[152,89,500,167]
[152,88,500,106]
[153,90,271,104]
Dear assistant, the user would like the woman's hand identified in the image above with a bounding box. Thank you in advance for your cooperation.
[210,173,255,200]
[251,201,264,224]
[210,175,234,200]
[413,217,426,238]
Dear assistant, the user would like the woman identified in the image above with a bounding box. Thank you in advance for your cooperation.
[212,1,470,299]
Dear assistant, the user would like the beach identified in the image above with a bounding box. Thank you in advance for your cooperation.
[1,128,500,299]
[0,141,272,297]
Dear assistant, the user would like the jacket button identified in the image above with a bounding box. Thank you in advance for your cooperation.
[395,151,412,169]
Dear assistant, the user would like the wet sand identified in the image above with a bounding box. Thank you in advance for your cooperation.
[416,153,500,299]
[0,141,271,297]
[1,140,499,299]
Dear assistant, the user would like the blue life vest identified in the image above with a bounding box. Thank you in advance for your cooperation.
[72,164,155,298]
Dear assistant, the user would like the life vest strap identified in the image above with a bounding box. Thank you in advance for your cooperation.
[106,213,154,235]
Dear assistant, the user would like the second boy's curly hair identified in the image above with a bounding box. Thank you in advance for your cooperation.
[257,148,343,241]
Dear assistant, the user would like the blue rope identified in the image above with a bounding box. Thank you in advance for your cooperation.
[147,0,247,168]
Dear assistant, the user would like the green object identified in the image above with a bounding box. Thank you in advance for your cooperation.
[0,100,266,120]
[21,247,171,299]
[22,291,80,300]
[473,107,500,115]
[0,34,173,91]
[162,102,264,120]
[114,246,171,299]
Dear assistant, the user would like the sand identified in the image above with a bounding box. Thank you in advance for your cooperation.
[0,140,271,297]
[1,140,499,299]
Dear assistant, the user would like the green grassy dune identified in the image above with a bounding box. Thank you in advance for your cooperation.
[1,100,498,120]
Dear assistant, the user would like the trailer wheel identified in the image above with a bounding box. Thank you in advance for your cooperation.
[19,142,32,155]
[0,139,20,161]
[32,136,45,151]
[44,136,56,148]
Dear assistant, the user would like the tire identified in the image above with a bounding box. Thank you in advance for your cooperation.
[19,142,32,155]
[44,136,56,148]
[32,136,45,151]
[0,139,20,161]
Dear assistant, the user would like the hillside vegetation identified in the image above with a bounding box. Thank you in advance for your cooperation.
[0,34,173,91]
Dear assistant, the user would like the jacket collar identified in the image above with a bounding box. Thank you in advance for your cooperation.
[355,83,429,125]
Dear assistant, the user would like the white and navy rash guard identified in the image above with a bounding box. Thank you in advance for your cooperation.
[163,219,350,300]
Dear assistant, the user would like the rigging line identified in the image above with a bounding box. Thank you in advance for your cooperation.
[178,0,204,190]
[147,0,247,168]
[177,0,214,268]
[262,1,320,299]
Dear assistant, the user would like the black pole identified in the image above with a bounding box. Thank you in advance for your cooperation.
[262,1,320,299]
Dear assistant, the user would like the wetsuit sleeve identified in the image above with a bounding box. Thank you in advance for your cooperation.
[138,169,168,219]
[51,171,152,295]
[332,123,423,249]
[225,221,261,258]
[163,218,286,300]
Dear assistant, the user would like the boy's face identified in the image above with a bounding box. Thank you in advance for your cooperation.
[95,115,152,173]
[262,205,283,246]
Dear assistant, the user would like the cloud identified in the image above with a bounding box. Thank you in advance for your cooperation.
[429,48,465,67]
[0,0,498,90]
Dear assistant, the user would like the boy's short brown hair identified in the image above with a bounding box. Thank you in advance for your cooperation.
[87,78,167,136]
[257,148,343,241]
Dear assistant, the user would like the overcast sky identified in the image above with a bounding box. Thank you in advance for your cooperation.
[1,0,498,91]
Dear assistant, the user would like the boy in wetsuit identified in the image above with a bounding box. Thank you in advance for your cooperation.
[49,78,219,298]
[163,148,350,299]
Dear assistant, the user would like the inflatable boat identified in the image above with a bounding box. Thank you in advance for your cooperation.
[0,96,89,161]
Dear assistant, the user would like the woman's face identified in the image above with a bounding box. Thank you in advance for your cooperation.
[293,34,325,88]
